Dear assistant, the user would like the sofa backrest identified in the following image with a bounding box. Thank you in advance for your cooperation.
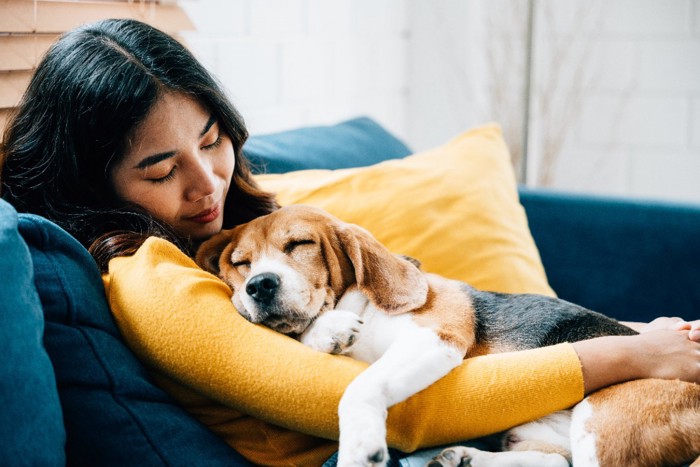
[18,212,253,466]
[244,116,412,174]
[0,199,65,466]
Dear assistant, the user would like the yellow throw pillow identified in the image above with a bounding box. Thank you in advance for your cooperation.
[255,123,554,296]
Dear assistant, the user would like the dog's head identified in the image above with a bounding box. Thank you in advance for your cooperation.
[195,205,428,335]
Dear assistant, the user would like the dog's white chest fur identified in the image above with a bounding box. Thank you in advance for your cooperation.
[350,309,419,364]
[341,289,423,364]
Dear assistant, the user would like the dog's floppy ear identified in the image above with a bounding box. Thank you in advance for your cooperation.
[396,254,422,269]
[195,229,236,276]
[336,223,428,314]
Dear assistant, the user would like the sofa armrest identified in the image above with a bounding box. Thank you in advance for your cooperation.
[520,187,700,323]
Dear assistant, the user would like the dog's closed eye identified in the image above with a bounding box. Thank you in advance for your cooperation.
[284,239,316,254]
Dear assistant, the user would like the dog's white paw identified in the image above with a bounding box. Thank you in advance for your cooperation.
[337,421,388,467]
[428,447,474,467]
[300,309,363,355]
[429,447,569,467]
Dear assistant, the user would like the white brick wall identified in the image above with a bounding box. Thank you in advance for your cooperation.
[579,95,688,147]
[179,0,409,137]
[692,98,700,147]
[526,0,700,202]
[180,0,700,204]
[408,0,700,204]
[639,41,700,92]
[601,0,694,36]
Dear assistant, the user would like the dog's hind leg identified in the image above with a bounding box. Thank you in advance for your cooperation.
[571,380,700,467]
[428,446,568,467]
[429,411,572,467]
[503,411,572,458]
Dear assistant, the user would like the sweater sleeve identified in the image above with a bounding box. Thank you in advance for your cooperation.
[104,237,584,452]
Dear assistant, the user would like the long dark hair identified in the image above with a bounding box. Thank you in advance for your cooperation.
[1,19,277,271]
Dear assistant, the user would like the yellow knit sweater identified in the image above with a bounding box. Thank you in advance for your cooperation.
[103,237,584,466]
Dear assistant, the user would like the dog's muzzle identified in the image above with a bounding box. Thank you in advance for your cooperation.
[243,272,312,334]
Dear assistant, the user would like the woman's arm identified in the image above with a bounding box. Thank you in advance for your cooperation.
[104,238,700,453]
[105,238,582,450]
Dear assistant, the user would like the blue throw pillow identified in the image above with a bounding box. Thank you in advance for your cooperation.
[18,213,251,466]
[244,116,412,173]
[0,199,65,466]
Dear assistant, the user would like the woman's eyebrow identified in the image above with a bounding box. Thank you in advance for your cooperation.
[133,115,216,170]
[200,114,217,137]
[134,151,176,170]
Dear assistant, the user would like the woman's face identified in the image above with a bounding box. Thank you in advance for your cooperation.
[111,92,236,240]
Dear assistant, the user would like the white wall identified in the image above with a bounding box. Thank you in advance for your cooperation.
[181,0,700,204]
[530,0,700,202]
[408,0,700,203]
[180,0,410,139]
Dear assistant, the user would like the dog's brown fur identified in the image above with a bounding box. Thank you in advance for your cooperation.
[584,379,700,467]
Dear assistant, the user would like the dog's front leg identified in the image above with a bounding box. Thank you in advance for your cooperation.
[337,325,463,467]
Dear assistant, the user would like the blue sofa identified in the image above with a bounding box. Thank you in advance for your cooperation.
[2,117,699,466]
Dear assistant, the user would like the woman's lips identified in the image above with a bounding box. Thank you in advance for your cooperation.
[186,204,221,224]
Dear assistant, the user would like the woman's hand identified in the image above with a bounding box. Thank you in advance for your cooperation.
[671,319,700,341]
[573,329,700,394]
[624,316,700,342]
[629,329,700,382]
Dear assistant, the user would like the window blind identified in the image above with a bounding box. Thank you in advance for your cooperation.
[0,0,193,140]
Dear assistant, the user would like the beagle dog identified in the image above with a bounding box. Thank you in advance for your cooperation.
[196,204,700,467]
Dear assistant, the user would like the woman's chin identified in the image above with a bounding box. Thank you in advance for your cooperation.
[181,217,225,241]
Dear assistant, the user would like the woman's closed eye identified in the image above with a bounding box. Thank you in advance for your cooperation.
[145,135,221,184]
[202,134,223,151]
[144,136,221,184]
[148,166,177,183]
[200,117,223,151]
[135,151,178,183]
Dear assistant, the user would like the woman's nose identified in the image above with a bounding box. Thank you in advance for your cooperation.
[185,156,217,202]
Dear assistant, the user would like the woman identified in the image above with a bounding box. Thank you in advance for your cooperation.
[2,19,699,466]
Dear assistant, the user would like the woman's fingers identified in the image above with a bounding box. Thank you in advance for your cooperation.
[642,316,685,333]
[674,319,700,341]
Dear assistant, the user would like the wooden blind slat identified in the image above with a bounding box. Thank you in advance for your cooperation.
[0,0,193,143]
[1,1,192,33]
[0,71,32,108]
[0,108,13,137]
[0,0,35,33]
[0,34,58,71]
[36,1,193,33]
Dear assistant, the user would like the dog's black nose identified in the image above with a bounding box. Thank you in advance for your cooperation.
[246,273,280,305]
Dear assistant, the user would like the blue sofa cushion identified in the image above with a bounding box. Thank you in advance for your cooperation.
[244,116,412,174]
[0,199,65,466]
[18,213,251,466]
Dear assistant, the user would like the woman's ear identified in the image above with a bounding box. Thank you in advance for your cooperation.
[336,223,428,314]
[195,230,235,276]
